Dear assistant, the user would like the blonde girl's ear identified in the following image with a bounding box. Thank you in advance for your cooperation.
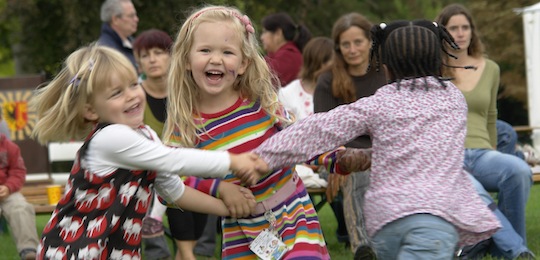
[83,104,99,122]
[238,58,249,76]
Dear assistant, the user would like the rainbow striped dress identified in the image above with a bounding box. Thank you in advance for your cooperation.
[170,98,330,260]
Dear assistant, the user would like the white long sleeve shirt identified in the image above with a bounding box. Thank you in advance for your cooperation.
[83,124,231,201]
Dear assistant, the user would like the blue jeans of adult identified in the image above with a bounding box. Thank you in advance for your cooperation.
[466,173,529,258]
[463,148,532,242]
[496,120,525,160]
[372,214,458,260]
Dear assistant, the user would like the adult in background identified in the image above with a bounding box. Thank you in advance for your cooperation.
[313,12,386,259]
[436,4,534,259]
[133,29,173,260]
[98,0,139,70]
[261,12,311,87]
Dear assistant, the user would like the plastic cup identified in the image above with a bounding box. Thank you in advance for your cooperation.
[46,185,62,205]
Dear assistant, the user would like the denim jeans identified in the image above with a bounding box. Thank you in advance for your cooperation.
[463,148,532,242]
[496,120,525,160]
[466,173,529,258]
[372,214,458,260]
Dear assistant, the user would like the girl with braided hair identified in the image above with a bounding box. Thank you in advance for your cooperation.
[254,20,501,259]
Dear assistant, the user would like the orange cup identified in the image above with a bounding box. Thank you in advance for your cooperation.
[46,185,62,205]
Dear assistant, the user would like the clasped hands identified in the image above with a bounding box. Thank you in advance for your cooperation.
[228,152,269,186]
[223,152,269,218]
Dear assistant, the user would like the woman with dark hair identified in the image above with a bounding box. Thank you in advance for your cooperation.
[436,4,534,259]
[261,12,311,87]
[254,19,500,259]
[313,12,386,259]
[133,28,174,260]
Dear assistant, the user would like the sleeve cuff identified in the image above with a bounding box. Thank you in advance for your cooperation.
[155,172,186,202]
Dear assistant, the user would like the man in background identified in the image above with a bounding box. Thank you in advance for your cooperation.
[98,0,139,70]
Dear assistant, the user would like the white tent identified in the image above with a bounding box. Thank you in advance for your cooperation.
[515,2,540,149]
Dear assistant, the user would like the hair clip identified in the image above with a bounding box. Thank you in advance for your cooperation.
[380,23,387,30]
[232,13,255,34]
[69,75,80,87]
[88,59,95,71]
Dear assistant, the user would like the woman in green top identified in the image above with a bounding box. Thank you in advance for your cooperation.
[436,4,533,259]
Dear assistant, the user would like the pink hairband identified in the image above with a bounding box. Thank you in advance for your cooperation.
[191,7,255,35]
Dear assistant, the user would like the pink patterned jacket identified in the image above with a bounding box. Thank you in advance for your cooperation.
[254,76,500,246]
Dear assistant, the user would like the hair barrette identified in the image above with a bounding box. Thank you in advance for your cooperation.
[232,13,255,34]
[69,75,81,87]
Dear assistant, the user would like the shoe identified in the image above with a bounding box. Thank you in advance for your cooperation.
[522,144,540,165]
[455,239,491,259]
[20,249,36,260]
[516,251,536,260]
[354,245,377,260]
[141,217,164,238]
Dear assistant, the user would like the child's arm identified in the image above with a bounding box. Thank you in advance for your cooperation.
[91,125,267,184]
[253,98,372,170]
[154,172,230,216]
[174,186,229,216]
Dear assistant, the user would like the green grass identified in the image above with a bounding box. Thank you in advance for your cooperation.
[1,186,538,259]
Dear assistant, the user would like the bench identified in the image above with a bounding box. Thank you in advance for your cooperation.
[531,166,540,184]
[22,141,83,213]
[307,188,327,211]
[20,181,64,213]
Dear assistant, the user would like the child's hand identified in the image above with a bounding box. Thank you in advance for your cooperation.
[229,152,269,185]
[0,185,9,200]
[337,148,372,173]
[218,181,256,218]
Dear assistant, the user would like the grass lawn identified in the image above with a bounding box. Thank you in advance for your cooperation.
[0,185,538,259]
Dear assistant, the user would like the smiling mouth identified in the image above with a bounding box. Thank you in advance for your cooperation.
[206,71,224,81]
[125,103,141,113]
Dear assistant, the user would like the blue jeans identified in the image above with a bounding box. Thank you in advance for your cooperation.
[463,148,532,242]
[496,120,525,160]
[372,214,458,260]
[466,174,529,258]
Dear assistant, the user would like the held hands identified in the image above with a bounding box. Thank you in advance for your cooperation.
[336,148,372,173]
[229,152,269,186]
[218,181,256,218]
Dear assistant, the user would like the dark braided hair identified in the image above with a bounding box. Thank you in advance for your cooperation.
[368,19,459,89]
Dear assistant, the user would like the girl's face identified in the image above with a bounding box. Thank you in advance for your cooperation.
[138,47,170,79]
[84,72,146,129]
[188,21,248,100]
[338,26,371,71]
[445,14,472,51]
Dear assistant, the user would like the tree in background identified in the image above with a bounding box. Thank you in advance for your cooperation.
[0,0,536,123]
